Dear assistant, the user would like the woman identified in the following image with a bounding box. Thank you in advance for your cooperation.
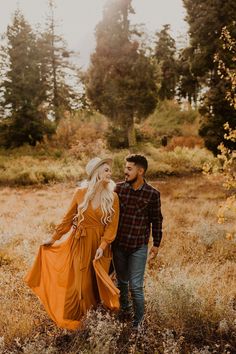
[24,157,120,330]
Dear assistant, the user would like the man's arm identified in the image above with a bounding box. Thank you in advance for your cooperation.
[148,191,163,268]
[148,190,163,259]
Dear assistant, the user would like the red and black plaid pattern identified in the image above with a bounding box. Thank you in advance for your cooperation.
[114,181,163,250]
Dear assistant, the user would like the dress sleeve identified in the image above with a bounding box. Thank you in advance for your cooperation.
[99,193,120,250]
[52,188,80,241]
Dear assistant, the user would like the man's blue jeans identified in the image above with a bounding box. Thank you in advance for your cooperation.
[112,244,148,326]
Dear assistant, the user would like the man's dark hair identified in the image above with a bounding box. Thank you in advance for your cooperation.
[126,154,148,173]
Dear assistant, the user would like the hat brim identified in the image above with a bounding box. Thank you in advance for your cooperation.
[88,158,113,179]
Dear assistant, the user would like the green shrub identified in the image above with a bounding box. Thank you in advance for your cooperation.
[139,100,200,141]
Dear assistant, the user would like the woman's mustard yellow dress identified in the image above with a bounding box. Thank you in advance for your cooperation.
[24,188,120,330]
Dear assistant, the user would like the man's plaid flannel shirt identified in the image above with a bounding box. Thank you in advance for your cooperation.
[114,181,163,250]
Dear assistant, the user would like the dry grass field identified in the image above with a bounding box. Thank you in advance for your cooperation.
[0,175,235,353]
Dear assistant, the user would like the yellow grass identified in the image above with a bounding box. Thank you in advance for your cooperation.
[0,175,235,353]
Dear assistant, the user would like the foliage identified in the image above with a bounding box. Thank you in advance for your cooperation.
[51,110,108,153]
[38,0,81,121]
[0,10,55,147]
[106,125,129,149]
[199,78,236,155]
[215,25,236,110]
[182,0,236,154]
[166,136,204,150]
[183,0,236,74]
[204,123,236,239]
[154,24,178,100]
[0,143,217,186]
[143,145,218,178]
[203,26,236,238]
[177,46,199,105]
[139,100,200,143]
[0,3,82,148]
[86,0,160,147]
[0,154,84,185]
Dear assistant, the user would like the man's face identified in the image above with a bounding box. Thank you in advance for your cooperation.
[124,162,143,184]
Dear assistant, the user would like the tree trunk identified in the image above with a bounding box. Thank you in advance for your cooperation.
[49,0,60,122]
[127,116,136,147]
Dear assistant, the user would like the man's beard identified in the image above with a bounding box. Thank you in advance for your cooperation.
[125,175,138,184]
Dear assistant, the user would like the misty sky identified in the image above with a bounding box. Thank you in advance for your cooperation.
[0,0,188,68]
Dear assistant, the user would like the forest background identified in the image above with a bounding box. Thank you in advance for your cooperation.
[0,0,235,353]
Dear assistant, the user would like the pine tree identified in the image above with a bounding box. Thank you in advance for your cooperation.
[154,24,178,100]
[38,0,80,122]
[177,47,199,105]
[183,0,236,154]
[0,10,55,147]
[86,0,160,147]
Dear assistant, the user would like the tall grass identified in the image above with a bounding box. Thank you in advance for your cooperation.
[142,144,219,177]
[0,144,219,185]
[0,176,235,353]
[0,155,84,185]
[0,104,218,185]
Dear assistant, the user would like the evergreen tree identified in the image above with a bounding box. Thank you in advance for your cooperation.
[154,24,178,100]
[177,47,199,105]
[0,10,54,147]
[183,0,236,154]
[86,0,160,147]
[38,0,80,122]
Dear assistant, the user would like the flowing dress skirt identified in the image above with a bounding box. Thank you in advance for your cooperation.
[24,213,120,330]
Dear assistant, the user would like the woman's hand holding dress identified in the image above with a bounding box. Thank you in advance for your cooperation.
[94,247,104,260]
[42,237,55,246]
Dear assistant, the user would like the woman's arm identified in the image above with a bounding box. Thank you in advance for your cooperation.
[99,193,120,251]
[50,188,80,241]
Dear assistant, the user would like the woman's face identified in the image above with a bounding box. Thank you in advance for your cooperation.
[100,163,112,184]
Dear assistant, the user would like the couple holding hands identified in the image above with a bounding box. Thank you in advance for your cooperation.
[24,154,163,331]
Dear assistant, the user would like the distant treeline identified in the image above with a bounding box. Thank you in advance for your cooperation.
[0,0,235,153]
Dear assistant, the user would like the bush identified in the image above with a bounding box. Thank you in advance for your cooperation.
[139,100,200,143]
[166,136,204,150]
[53,111,107,145]
[111,150,130,180]
[106,126,129,149]
[142,144,219,177]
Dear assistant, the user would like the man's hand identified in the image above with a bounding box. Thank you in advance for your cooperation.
[148,246,159,267]
[42,237,55,247]
[94,247,103,260]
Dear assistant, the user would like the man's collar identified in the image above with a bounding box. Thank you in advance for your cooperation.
[124,179,147,191]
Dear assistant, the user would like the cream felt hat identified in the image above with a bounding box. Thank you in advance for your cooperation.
[85,157,112,179]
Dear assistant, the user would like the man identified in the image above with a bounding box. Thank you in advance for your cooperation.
[113,154,163,329]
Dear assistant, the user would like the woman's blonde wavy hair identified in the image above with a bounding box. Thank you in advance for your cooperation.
[77,163,116,225]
